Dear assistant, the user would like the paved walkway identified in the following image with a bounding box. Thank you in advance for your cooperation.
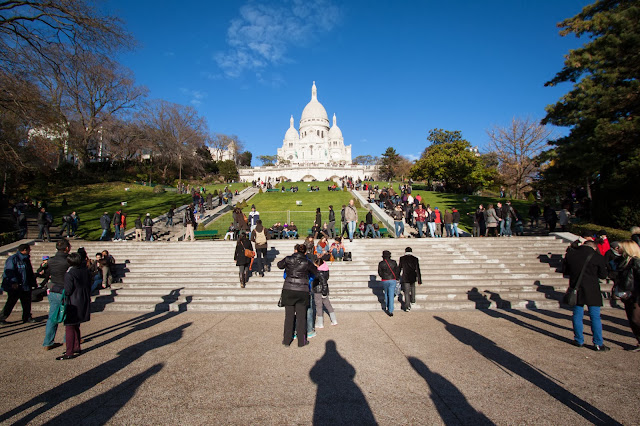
[0,309,637,425]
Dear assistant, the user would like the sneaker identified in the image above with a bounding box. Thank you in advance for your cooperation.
[572,341,583,348]
[316,323,324,329]
[331,321,338,326]
[307,331,317,339]
[23,318,37,324]
[594,344,611,352]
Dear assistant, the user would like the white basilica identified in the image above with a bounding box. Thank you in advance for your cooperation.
[239,82,377,183]
[277,82,351,166]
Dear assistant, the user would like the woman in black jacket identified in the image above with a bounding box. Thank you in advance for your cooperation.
[57,252,91,360]
[278,244,317,347]
[617,241,640,351]
[234,232,253,288]
[378,250,399,316]
[314,208,322,239]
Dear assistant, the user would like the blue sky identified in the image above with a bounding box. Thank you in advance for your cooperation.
[106,0,591,163]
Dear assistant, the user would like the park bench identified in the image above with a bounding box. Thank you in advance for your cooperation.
[194,230,219,240]
[266,189,280,192]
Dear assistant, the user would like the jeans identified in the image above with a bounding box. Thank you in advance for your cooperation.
[348,221,356,241]
[331,248,344,259]
[256,248,268,273]
[43,291,63,347]
[100,229,109,240]
[499,219,506,236]
[427,222,436,238]
[38,224,51,241]
[114,226,122,240]
[364,224,376,238]
[452,223,459,237]
[307,293,315,333]
[381,280,396,313]
[416,221,425,238]
[394,221,404,238]
[504,217,512,236]
[166,216,173,226]
[445,224,453,237]
[285,231,298,239]
[572,305,603,346]
[91,274,103,292]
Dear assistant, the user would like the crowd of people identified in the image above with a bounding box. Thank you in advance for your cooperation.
[0,239,119,360]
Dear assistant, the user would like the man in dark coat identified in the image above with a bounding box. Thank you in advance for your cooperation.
[565,240,609,351]
[398,247,422,312]
[0,244,37,324]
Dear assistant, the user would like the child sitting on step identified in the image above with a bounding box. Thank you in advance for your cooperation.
[313,258,337,328]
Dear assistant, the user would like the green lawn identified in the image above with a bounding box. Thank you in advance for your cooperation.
[206,185,370,236]
[47,182,192,240]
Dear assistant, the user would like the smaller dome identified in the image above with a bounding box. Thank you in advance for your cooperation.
[284,115,299,141]
[328,113,343,139]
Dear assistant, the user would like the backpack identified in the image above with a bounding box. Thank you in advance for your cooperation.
[45,213,53,225]
[255,229,267,245]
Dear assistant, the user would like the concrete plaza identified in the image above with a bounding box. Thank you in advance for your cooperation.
[0,308,637,425]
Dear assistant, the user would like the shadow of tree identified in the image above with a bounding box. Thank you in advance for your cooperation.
[0,322,191,424]
[407,356,494,425]
[433,316,621,425]
[310,340,377,425]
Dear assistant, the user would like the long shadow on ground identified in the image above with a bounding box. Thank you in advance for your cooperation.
[309,340,377,425]
[0,316,191,424]
[407,356,494,425]
[434,316,621,425]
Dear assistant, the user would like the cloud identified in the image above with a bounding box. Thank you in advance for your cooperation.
[404,153,420,161]
[215,0,341,78]
[180,88,208,106]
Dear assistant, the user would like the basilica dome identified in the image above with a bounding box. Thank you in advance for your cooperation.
[328,113,343,140]
[300,81,329,129]
[284,115,299,141]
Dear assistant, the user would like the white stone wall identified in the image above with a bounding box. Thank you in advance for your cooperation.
[239,165,378,183]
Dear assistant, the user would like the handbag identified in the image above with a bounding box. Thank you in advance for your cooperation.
[244,249,255,258]
[563,251,595,306]
[343,252,352,261]
[383,259,401,296]
[52,290,67,324]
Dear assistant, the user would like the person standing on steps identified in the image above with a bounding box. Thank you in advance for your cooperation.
[345,200,358,242]
[392,204,405,238]
[143,213,154,241]
[313,258,337,328]
[414,204,427,238]
[364,210,376,238]
[251,220,269,277]
[56,252,91,360]
[0,244,37,325]
[313,207,322,239]
[119,212,127,241]
[166,206,175,227]
[100,211,111,241]
[184,204,196,242]
[278,244,318,347]
[340,204,348,239]
[248,205,260,233]
[134,216,143,241]
[398,247,422,312]
[234,232,253,288]
[327,205,336,239]
[565,240,609,351]
[112,209,123,241]
[451,208,460,237]
[42,239,71,350]
[37,207,51,242]
[378,250,399,317]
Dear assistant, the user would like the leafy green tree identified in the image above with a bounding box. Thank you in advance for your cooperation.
[238,151,252,167]
[353,154,378,165]
[411,129,493,193]
[257,155,277,166]
[218,160,238,182]
[541,0,640,227]
[379,147,400,180]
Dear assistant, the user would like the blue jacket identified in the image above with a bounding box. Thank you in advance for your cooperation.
[2,252,36,291]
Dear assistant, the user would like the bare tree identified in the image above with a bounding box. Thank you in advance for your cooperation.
[61,50,147,166]
[487,117,552,199]
[139,99,208,181]
[0,0,133,74]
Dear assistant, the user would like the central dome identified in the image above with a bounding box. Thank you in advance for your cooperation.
[300,82,329,130]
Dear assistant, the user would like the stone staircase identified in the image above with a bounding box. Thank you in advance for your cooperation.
[0,236,574,313]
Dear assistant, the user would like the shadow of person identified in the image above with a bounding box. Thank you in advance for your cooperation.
[310,340,377,425]
[0,323,192,425]
[367,274,385,311]
[433,316,621,425]
[407,356,494,425]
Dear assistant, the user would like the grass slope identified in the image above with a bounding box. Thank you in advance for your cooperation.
[47,182,191,240]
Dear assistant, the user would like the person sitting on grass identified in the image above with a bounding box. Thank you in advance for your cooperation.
[224,222,236,240]
[358,221,366,238]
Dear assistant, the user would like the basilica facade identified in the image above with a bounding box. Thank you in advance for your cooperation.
[239,82,376,183]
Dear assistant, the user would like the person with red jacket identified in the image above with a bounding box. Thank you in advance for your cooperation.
[433,207,442,238]
[597,230,611,256]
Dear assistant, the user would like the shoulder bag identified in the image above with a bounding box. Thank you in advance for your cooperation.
[563,251,595,306]
[53,289,67,324]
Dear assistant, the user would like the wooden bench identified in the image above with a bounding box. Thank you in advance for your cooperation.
[194,230,219,240]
